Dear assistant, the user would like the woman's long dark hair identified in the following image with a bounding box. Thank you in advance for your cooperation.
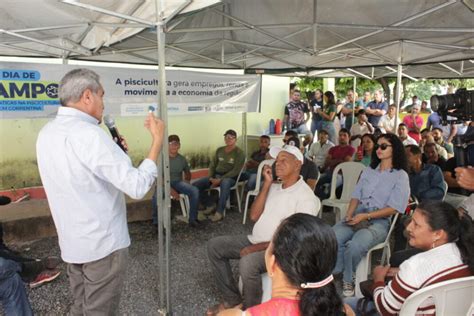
[361,133,376,156]
[324,91,336,105]
[417,201,474,273]
[369,133,408,172]
[271,213,343,316]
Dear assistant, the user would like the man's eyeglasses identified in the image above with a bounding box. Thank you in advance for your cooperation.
[224,135,236,140]
[375,143,392,151]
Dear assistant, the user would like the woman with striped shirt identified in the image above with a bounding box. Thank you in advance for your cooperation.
[348,201,474,315]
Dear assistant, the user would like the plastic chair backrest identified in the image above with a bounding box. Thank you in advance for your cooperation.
[442,180,448,201]
[399,276,474,316]
[329,162,366,200]
[254,159,275,190]
[235,160,247,183]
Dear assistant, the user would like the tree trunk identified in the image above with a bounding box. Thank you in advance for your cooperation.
[377,78,390,102]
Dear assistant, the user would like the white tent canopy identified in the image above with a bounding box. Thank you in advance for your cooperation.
[1,0,473,78]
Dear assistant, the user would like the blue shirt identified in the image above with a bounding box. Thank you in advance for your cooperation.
[367,100,388,127]
[426,112,442,130]
[352,165,410,213]
[409,163,446,202]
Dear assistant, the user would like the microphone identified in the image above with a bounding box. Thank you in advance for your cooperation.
[103,115,127,153]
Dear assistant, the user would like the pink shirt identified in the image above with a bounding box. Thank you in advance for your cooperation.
[246,298,300,316]
[403,115,424,143]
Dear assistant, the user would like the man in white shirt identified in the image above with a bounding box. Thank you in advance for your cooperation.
[306,129,335,170]
[350,109,374,147]
[398,123,418,146]
[207,145,320,313]
[36,69,165,315]
[380,104,397,134]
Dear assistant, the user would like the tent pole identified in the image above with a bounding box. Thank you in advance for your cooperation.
[155,0,171,314]
[395,64,402,129]
[352,76,356,126]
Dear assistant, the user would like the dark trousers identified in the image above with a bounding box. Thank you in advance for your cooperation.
[207,235,266,309]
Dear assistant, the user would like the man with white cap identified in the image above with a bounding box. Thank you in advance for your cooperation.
[206,144,320,314]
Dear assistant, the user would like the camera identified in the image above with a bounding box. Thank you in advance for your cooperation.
[430,88,474,123]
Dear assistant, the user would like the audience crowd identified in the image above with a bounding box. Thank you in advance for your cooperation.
[2,80,473,316]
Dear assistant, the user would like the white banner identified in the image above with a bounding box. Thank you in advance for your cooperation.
[0,63,261,119]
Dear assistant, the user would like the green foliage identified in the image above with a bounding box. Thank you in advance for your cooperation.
[292,77,324,99]
[335,78,383,100]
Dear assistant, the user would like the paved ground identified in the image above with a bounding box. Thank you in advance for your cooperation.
[13,205,338,316]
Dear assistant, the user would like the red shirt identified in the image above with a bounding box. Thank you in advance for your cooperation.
[328,145,355,170]
[403,115,424,143]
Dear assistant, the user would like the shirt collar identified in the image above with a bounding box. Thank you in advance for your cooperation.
[56,106,100,125]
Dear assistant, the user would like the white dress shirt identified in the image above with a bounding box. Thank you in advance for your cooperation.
[37,107,157,263]
[380,114,396,134]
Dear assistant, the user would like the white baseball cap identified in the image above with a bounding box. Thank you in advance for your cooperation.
[269,145,304,163]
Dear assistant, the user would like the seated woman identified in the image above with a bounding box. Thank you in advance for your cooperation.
[333,133,410,297]
[354,134,375,167]
[219,213,348,316]
[346,201,474,315]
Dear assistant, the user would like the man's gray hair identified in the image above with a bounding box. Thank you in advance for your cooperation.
[59,68,102,106]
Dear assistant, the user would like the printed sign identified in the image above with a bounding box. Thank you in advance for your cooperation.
[0,63,261,118]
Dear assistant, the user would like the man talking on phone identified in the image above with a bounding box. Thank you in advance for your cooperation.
[36,68,165,315]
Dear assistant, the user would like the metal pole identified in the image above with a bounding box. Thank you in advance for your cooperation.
[155,0,171,314]
[395,64,403,129]
[352,76,356,126]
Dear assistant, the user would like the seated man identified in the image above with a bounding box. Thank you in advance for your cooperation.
[206,145,319,313]
[0,257,32,315]
[315,128,355,199]
[153,135,200,227]
[380,104,397,134]
[285,136,319,190]
[398,123,418,146]
[245,135,270,191]
[419,130,449,160]
[432,127,454,158]
[423,142,447,170]
[405,144,446,202]
[306,129,335,170]
[194,129,245,222]
[349,109,374,147]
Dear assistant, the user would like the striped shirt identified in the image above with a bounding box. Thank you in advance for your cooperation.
[373,243,471,315]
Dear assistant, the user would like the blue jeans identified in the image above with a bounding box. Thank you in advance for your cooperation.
[311,119,323,138]
[321,121,336,144]
[193,176,237,214]
[345,297,375,316]
[245,173,258,191]
[152,180,200,223]
[290,124,310,135]
[333,206,390,283]
[0,258,33,316]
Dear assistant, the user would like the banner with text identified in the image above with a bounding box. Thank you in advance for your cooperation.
[0,62,261,119]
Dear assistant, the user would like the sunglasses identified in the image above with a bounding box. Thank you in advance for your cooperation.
[375,143,392,151]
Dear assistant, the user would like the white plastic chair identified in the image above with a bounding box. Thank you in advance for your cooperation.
[320,162,366,221]
[208,163,247,216]
[355,212,400,298]
[399,276,474,316]
[242,159,275,224]
[442,180,448,201]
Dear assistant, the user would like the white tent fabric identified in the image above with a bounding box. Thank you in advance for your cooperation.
[0,0,473,78]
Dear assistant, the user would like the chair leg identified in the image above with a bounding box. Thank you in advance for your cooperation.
[243,194,251,225]
[179,197,187,218]
[236,187,242,214]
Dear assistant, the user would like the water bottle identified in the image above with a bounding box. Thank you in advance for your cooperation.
[269,119,275,134]
[275,119,282,135]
